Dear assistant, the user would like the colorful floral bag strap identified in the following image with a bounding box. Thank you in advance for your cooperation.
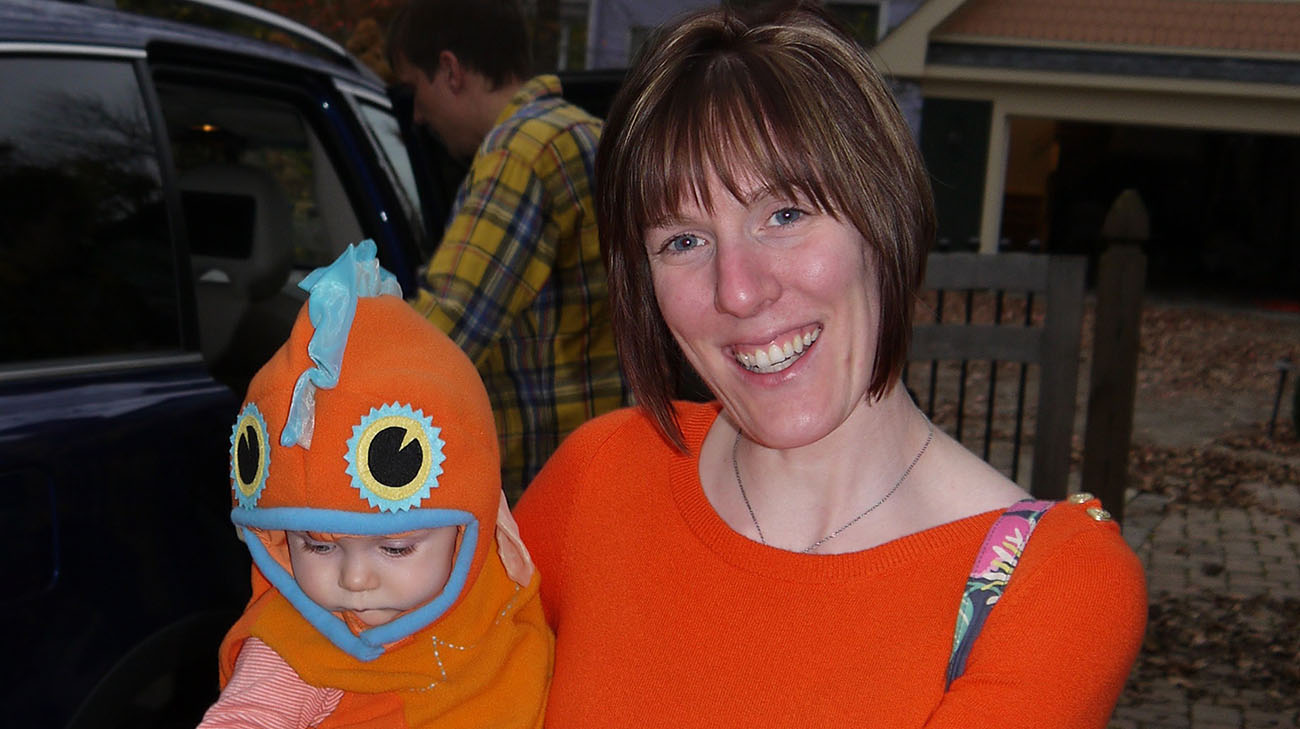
[945,498,1057,690]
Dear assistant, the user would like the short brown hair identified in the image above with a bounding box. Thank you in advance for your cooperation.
[385,0,532,88]
[596,2,935,449]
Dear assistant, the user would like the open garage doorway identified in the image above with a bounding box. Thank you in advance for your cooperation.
[1008,118,1300,300]
[1004,117,1300,301]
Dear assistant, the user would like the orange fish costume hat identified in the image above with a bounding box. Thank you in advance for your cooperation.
[218,241,551,728]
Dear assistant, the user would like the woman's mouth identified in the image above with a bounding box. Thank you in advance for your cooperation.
[733,326,821,374]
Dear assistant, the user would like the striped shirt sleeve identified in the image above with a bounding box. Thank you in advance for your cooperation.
[198,637,343,729]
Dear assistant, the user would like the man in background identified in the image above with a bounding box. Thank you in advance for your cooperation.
[387,0,627,500]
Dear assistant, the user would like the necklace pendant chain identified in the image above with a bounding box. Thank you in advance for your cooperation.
[731,419,935,554]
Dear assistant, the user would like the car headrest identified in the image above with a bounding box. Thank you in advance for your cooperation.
[180,163,293,301]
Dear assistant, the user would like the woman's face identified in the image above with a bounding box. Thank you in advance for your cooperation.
[644,172,881,449]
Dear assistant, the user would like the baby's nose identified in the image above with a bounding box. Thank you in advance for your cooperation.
[339,556,379,592]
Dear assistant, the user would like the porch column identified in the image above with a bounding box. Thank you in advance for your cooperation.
[978,105,1009,254]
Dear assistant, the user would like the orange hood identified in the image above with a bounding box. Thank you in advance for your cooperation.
[227,241,500,660]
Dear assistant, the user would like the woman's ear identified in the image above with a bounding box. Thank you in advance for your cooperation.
[495,491,535,586]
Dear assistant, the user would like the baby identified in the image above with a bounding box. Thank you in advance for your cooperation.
[199,241,551,729]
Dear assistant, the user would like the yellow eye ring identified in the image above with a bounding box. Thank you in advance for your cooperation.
[230,403,270,509]
[345,403,445,512]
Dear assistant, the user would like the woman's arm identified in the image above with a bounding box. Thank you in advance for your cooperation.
[925,518,1148,729]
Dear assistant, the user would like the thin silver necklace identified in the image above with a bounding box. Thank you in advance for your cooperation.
[731,419,935,554]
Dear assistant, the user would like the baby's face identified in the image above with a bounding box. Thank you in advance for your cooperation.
[286,527,459,627]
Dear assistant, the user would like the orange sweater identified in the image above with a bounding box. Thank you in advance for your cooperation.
[514,402,1147,728]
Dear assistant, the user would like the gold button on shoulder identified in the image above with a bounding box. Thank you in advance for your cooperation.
[1086,506,1112,522]
[1069,492,1094,504]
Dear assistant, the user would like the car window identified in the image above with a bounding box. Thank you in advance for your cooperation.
[384,83,469,255]
[155,82,365,274]
[353,97,429,255]
[0,56,179,365]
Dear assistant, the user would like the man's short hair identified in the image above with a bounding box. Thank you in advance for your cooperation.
[386,0,533,88]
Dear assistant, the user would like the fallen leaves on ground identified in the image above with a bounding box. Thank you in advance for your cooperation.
[1125,592,1300,713]
[1117,302,1299,720]
[1135,304,1300,402]
[1129,422,1300,521]
[1215,421,1300,459]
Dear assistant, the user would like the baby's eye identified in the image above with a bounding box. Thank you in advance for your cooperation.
[768,207,805,226]
[382,544,416,557]
[663,233,705,254]
[300,540,334,555]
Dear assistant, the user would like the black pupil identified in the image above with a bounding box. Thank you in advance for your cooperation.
[368,426,423,487]
[236,424,260,485]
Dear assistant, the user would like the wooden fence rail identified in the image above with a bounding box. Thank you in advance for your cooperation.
[908,252,1087,502]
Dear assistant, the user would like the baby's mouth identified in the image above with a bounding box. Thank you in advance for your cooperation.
[734,326,821,374]
[348,607,399,627]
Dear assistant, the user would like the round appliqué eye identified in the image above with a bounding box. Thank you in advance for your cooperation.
[345,403,445,512]
[230,403,270,509]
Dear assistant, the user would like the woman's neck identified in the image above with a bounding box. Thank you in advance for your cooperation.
[701,387,936,553]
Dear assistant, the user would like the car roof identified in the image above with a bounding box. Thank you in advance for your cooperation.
[0,0,383,88]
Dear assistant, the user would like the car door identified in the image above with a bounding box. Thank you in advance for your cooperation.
[0,49,249,729]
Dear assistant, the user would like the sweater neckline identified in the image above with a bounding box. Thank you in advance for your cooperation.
[667,402,1001,583]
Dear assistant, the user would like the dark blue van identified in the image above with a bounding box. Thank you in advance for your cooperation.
[0,1,438,726]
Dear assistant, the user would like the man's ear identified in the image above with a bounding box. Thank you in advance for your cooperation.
[439,49,465,93]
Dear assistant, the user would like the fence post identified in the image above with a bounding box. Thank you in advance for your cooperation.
[1082,190,1148,522]
[1032,255,1087,500]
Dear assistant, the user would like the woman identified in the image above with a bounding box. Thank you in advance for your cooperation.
[514,4,1146,727]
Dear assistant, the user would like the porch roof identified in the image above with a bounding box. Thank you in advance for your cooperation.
[935,0,1300,57]
[875,0,1300,80]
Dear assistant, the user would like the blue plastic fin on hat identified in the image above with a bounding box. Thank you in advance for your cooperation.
[281,240,402,449]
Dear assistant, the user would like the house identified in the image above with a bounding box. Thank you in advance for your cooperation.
[873,0,1300,295]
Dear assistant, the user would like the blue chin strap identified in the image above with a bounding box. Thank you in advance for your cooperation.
[233,507,479,662]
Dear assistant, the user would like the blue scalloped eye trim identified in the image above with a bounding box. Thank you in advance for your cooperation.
[344,402,446,513]
[229,403,270,510]
[232,507,478,661]
[281,240,402,451]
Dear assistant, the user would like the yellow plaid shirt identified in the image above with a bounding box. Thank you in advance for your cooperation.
[412,76,628,499]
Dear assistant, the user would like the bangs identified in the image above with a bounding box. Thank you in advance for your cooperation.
[631,53,847,229]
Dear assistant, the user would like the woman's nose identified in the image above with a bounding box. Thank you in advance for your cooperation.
[713,238,780,318]
[339,556,379,592]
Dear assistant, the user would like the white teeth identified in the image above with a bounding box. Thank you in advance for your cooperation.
[734,327,822,374]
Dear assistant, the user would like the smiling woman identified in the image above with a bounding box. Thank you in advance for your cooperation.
[513,3,1148,728]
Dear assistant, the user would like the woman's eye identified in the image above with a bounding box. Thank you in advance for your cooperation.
[664,233,704,253]
[769,208,804,226]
